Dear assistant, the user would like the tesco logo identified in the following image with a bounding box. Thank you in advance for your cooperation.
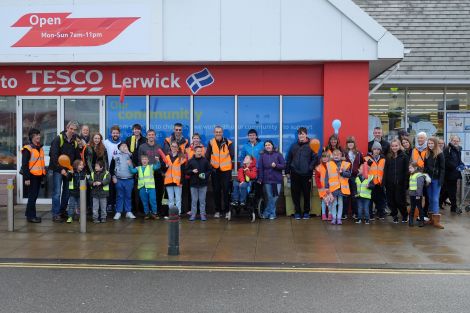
[26,69,103,85]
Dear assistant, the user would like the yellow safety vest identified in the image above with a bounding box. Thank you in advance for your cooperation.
[137,165,155,189]
[355,175,373,199]
[91,171,110,191]
[409,173,423,191]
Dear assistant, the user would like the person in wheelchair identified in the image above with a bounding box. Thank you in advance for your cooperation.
[231,155,257,207]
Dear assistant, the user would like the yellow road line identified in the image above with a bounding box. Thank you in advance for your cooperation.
[0,262,469,275]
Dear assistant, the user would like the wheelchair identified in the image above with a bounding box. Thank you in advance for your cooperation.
[228,181,265,222]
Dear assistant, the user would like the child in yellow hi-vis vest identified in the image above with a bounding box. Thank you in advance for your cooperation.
[129,154,161,220]
[88,160,110,223]
[354,163,374,225]
[66,159,86,223]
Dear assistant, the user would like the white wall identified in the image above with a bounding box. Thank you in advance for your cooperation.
[0,0,402,63]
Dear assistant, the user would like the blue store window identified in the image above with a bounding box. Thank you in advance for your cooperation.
[282,96,323,157]
[194,96,235,146]
[238,96,280,161]
[150,96,190,145]
[106,96,147,140]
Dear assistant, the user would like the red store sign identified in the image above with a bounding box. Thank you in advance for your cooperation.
[0,65,323,96]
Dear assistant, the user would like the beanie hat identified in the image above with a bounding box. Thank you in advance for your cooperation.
[371,141,382,151]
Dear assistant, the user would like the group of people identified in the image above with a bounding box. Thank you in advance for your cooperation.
[314,127,464,229]
[20,121,464,230]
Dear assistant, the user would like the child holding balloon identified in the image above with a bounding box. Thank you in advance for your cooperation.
[325,149,351,224]
[315,152,332,221]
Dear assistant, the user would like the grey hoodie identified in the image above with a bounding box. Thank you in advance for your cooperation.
[110,151,133,179]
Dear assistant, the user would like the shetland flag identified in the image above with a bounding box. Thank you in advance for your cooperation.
[186,68,214,94]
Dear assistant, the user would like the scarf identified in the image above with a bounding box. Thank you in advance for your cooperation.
[416,141,427,152]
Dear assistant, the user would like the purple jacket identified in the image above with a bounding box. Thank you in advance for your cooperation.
[257,150,285,184]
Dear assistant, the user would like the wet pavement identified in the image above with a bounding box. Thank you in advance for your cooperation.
[1,205,470,267]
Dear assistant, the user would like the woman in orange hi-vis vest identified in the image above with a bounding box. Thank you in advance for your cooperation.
[20,128,46,223]
[163,141,187,215]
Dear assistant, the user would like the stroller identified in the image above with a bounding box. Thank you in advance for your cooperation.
[228,182,265,222]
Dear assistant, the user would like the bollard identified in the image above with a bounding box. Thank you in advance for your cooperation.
[79,179,87,233]
[167,206,180,255]
[7,178,14,232]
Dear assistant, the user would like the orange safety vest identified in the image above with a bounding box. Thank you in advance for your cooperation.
[164,155,185,186]
[326,161,351,195]
[165,137,188,152]
[412,148,427,168]
[22,145,46,176]
[364,155,385,185]
[315,164,328,198]
[186,145,206,160]
[209,138,232,171]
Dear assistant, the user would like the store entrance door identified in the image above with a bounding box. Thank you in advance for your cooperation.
[17,97,59,204]
[17,96,104,204]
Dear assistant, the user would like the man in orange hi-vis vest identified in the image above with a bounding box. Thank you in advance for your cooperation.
[20,128,46,223]
[411,132,430,217]
[206,126,234,219]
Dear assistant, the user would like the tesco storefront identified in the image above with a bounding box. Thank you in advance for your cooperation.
[0,0,403,205]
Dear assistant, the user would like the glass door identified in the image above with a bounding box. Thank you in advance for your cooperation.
[62,97,104,137]
[18,97,59,204]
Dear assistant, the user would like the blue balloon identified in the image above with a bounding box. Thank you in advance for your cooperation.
[332,119,342,134]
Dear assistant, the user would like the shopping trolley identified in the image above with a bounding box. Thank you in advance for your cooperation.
[460,167,470,213]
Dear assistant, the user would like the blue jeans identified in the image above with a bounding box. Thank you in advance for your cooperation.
[166,185,182,214]
[116,178,134,213]
[139,187,157,214]
[357,197,370,220]
[68,195,80,217]
[263,183,280,218]
[330,195,343,219]
[52,171,70,217]
[321,199,327,215]
[232,181,250,203]
[427,179,441,214]
[190,186,207,217]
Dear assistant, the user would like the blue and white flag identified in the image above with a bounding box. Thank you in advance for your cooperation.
[186,68,214,94]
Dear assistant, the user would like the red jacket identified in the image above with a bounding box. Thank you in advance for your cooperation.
[237,158,257,183]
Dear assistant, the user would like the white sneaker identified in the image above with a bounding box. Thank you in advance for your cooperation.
[113,213,121,220]
[225,211,231,220]
[126,212,136,219]
[214,212,220,218]
[423,216,430,222]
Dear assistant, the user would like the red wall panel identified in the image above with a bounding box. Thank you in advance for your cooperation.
[323,62,369,152]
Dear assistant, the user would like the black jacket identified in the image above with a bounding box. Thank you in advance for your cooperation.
[49,131,80,172]
[286,139,317,176]
[424,152,445,185]
[444,143,463,181]
[125,135,147,165]
[185,156,212,187]
[384,150,409,187]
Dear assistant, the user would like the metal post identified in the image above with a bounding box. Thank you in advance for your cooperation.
[7,178,14,232]
[80,179,87,233]
[167,206,180,255]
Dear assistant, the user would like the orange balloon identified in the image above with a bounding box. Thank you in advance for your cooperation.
[309,139,320,154]
[58,154,73,171]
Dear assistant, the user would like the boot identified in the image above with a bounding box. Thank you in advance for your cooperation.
[408,214,414,227]
[432,214,444,229]
[425,212,434,225]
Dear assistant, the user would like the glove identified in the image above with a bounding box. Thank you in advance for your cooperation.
[367,159,373,166]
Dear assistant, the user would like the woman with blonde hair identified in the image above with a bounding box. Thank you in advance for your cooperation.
[424,137,445,229]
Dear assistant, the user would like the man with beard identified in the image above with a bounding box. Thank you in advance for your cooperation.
[104,125,121,214]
